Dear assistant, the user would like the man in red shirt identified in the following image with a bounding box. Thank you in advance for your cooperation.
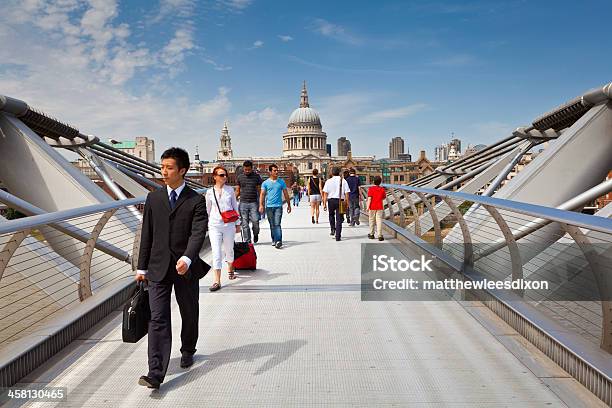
[367,176,386,241]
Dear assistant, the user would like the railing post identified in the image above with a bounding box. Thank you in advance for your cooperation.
[385,190,394,220]
[132,222,142,272]
[390,188,406,228]
[0,229,32,283]
[442,197,473,268]
[415,192,442,248]
[482,205,524,289]
[79,209,117,301]
[404,193,421,236]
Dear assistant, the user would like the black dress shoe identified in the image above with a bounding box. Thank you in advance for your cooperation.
[254,234,259,243]
[138,375,160,389]
[180,353,194,368]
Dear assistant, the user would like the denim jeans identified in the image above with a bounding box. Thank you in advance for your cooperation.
[349,196,361,225]
[292,193,300,206]
[266,206,283,244]
[239,201,260,242]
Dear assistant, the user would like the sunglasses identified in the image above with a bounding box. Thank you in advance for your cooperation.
[216,173,227,177]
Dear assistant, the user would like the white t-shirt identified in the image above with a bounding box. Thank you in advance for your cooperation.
[322,176,351,199]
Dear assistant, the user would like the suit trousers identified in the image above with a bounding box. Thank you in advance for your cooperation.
[328,198,344,239]
[147,266,199,383]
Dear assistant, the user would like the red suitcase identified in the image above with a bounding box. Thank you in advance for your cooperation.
[233,241,257,270]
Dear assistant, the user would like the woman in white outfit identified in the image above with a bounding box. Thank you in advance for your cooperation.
[308,168,323,224]
[205,166,240,291]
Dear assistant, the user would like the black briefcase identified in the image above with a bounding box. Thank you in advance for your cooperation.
[122,281,150,343]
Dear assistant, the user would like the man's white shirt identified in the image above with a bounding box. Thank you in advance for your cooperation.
[322,176,351,199]
[137,182,191,276]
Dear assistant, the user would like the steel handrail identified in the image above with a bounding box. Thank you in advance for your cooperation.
[382,184,612,234]
[0,188,207,235]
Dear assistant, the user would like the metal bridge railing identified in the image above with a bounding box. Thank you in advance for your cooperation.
[0,189,208,387]
[360,183,612,405]
[0,198,145,349]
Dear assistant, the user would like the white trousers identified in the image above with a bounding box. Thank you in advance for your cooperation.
[209,223,235,270]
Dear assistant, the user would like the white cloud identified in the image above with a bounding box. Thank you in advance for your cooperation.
[203,58,232,71]
[231,107,287,156]
[152,0,196,22]
[252,40,264,48]
[359,104,428,124]
[0,1,267,160]
[278,35,293,42]
[160,28,195,74]
[218,0,253,11]
[196,87,232,121]
[311,18,363,45]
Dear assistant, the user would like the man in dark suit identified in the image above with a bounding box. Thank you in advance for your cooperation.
[135,147,209,389]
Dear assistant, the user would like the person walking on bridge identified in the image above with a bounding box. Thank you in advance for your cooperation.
[135,147,210,390]
[206,165,240,291]
[236,160,262,244]
[345,168,361,226]
[367,176,385,241]
[323,167,350,241]
[291,182,300,207]
[260,164,292,248]
[308,168,323,224]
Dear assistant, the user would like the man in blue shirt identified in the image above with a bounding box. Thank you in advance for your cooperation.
[345,168,361,226]
[259,164,292,248]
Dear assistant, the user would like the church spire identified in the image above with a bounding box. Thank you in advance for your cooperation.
[299,80,309,108]
[217,121,233,161]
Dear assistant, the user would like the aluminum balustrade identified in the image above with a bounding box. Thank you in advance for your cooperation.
[0,189,208,387]
[360,183,612,405]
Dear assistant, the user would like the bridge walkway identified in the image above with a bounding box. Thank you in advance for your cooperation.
[6,201,584,407]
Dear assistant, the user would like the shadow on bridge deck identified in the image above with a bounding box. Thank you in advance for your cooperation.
[5,202,600,407]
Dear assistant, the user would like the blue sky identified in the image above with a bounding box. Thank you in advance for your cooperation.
[1,0,611,160]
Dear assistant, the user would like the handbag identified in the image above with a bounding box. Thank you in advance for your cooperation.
[213,187,240,223]
[339,177,347,214]
[122,281,150,343]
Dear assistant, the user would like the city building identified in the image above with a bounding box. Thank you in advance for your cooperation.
[596,170,612,209]
[450,138,461,155]
[72,158,99,180]
[463,143,487,157]
[216,122,234,161]
[434,136,463,162]
[110,136,155,162]
[337,137,351,157]
[201,82,375,185]
[448,144,461,161]
[397,153,412,162]
[434,144,449,162]
[282,81,327,158]
[389,137,405,160]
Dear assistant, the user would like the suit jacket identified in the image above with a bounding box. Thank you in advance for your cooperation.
[137,185,211,282]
